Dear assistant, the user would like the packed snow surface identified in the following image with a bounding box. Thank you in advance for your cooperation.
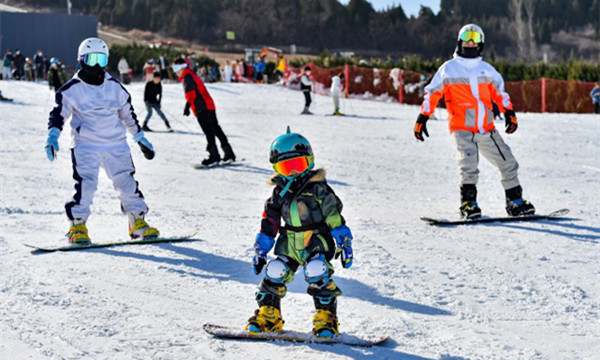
[1,80,598,360]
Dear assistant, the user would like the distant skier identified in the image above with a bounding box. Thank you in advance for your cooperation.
[172,58,236,166]
[300,66,313,114]
[47,58,68,92]
[247,127,354,339]
[142,72,172,132]
[590,82,600,114]
[45,37,159,244]
[413,24,535,219]
[118,57,131,84]
[330,72,344,115]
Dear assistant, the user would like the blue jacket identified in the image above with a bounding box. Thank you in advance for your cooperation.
[591,88,600,104]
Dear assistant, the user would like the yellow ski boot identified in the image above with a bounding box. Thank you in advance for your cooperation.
[129,217,160,239]
[67,222,91,245]
[312,309,339,339]
[246,305,284,334]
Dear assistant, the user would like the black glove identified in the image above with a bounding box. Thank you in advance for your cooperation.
[252,255,267,275]
[138,141,155,160]
[504,109,518,134]
[183,103,191,117]
[414,114,430,141]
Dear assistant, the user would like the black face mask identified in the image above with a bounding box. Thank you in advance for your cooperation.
[457,42,481,59]
[78,61,105,85]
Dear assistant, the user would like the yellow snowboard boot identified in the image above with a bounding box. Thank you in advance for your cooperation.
[67,222,91,244]
[312,309,339,339]
[246,305,284,334]
[129,215,159,239]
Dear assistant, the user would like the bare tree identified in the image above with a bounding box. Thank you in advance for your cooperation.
[509,0,527,59]
[524,0,537,60]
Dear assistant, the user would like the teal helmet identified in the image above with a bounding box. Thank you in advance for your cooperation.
[269,126,314,178]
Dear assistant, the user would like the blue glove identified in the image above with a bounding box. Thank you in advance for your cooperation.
[133,131,155,160]
[331,225,353,269]
[45,128,60,161]
[253,233,275,275]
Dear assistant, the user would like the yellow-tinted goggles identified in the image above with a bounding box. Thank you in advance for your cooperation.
[460,30,482,43]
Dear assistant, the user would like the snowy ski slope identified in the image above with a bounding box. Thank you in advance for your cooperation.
[1,80,598,360]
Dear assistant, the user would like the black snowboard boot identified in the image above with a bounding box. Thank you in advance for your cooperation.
[202,145,221,167]
[221,142,236,164]
[460,184,482,219]
[505,186,535,216]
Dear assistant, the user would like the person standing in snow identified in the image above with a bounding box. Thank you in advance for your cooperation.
[118,57,131,84]
[142,72,172,132]
[45,37,159,244]
[247,127,353,340]
[172,58,236,166]
[300,66,313,114]
[330,72,344,115]
[2,49,13,80]
[590,83,600,114]
[47,57,68,92]
[413,24,535,219]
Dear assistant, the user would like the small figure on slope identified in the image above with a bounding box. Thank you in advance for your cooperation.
[247,127,354,339]
[45,37,159,244]
[142,71,172,132]
[172,58,236,166]
[330,72,345,115]
[300,66,313,114]
[414,24,535,219]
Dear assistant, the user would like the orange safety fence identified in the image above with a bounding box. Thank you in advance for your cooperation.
[286,64,597,114]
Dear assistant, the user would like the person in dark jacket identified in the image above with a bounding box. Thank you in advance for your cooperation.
[13,50,25,80]
[47,58,68,92]
[172,58,235,166]
[142,72,172,132]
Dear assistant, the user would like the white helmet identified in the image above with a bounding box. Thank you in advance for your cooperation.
[456,24,485,58]
[77,37,109,67]
[457,24,485,43]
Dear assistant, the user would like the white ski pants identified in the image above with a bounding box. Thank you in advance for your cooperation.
[65,144,148,221]
[452,129,520,190]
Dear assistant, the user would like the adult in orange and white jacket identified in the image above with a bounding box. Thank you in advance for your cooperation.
[413,24,535,219]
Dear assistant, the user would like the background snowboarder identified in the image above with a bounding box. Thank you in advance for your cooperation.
[172,58,236,166]
[414,24,535,219]
[300,66,313,114]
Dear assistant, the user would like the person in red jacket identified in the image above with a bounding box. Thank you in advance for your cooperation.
[172,58,236,166]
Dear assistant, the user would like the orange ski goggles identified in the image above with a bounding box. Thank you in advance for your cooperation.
[273,156,313,177]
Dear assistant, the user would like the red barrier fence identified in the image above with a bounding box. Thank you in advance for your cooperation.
[287,65,596,113]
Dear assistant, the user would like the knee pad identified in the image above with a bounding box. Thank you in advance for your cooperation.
[304,254,329,285]
[265,258,291,284]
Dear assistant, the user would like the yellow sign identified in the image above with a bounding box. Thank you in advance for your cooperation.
[226,31,235,41]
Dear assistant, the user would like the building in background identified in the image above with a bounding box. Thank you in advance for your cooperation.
[0,11,97,66]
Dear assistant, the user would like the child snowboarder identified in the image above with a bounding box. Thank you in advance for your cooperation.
[414,24,535,219]
[300,66,313,114]
[247,127,354,339]
[330,72,344,115]
[172,58,236,166]
[142,72,172,132]
[45,37,159,244]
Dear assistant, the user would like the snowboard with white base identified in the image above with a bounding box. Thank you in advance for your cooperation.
[192,158,246,170]
[203,323,389,347]
[421,208,570,226]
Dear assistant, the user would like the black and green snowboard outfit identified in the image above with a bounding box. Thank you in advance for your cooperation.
[256,168,345,314]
